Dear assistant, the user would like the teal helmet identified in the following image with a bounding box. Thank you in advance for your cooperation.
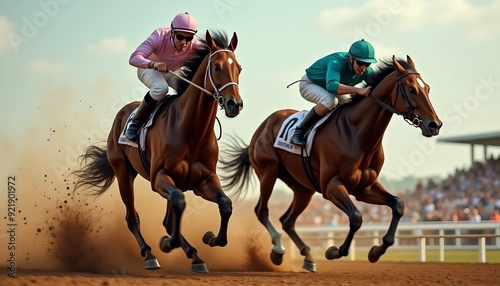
[349,39,377,63]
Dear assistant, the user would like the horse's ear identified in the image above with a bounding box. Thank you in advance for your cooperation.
[406,55,416,70]
[392,55,405,74]
[205,30,217,50]
[228,32,238,51]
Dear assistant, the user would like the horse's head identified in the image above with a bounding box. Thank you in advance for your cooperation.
[205,30,243,118]
[392,55,442,137]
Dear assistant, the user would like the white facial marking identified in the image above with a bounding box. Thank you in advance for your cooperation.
[228,58,233,65]
[417,78,425,88]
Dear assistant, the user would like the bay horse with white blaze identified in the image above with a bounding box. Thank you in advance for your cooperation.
[71,30,242,273]
[219,56,441,272]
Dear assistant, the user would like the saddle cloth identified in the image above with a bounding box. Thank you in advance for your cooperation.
[273,109,333,156]
[118,107,156,151]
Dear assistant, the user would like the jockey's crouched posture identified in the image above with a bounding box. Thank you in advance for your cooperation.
[290,39,378,147]
[125,12,203,141]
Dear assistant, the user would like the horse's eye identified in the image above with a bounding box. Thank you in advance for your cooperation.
[214,64,221,71]
[408,86,415,94]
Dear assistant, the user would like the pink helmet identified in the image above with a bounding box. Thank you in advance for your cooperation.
[171,12,198,34]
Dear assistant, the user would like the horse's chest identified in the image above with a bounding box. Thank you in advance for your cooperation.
[167,153,214,179]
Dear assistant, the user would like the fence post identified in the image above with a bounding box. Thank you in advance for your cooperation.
[290,238,295,260]
[419,237,426,262]
[439,229,445,262]
[479,237,486,263]
[496,227,500,248]
[350,239,356,261]
[373,230,379,246]
[327,231,334,247]
[455,228,462,247]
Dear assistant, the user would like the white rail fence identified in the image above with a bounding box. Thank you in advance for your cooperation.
[293,221,500,263]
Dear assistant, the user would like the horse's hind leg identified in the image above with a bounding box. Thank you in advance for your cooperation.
[109,157,160,269]
[253,167,286,266]
[354,181,404,263]
[279,182,316,272]
[162,203,208,273]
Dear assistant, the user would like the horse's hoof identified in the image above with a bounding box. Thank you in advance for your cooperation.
[192,263,209,273]
[302,260,316,273]
[145,258,161,270]
[202,231,216,246]
[368,245,384,263]
[270,250,284,266]
[325,246,340,260]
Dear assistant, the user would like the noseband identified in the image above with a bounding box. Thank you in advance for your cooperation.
[368,70,422,127]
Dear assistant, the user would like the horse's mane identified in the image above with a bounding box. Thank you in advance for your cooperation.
[336,57,417,111]
[364,58,416,90]
[175,30,231,95]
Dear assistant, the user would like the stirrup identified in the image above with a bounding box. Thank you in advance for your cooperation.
[290,129,306,147]
[125,120,141,141]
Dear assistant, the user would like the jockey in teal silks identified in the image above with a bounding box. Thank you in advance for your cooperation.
[290,39,378,147]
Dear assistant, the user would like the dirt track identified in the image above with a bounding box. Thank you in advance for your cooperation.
[2,260,500,286]
[2,190,499,286]
[1,149,498,285]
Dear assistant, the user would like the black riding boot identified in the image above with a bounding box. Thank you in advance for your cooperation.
[125,92,158,141]
[290,108,322,147]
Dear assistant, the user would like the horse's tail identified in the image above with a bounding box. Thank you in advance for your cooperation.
[218,135,253,201]
[71,144,115,197]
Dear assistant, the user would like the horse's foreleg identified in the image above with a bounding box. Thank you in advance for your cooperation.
[155,171,185,253]
[355,181,404,263]
[162,204,208,273]
[195,173,232,248]
[323,179,363,260]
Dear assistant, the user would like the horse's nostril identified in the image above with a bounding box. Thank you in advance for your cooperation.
[428,121,439,131]
[226,99,235,107]
[427,121,442,135]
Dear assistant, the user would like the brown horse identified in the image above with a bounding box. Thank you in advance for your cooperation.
[219,56,441,272]
[71,30,242,273]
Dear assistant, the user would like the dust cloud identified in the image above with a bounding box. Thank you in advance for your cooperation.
[0,77,291,276]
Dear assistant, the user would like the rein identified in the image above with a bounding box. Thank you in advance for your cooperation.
[368,71,422,127]
[167,49,239,110]
[301,70,423,193]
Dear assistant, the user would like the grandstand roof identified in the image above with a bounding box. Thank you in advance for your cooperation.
[437,131,500,162]
[437,131,500,146]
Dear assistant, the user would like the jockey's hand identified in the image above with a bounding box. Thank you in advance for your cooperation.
[153,62,168,73]
[357,86,372,97]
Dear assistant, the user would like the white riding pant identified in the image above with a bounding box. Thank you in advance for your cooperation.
[137,68,179,101]
[298,74,352,110]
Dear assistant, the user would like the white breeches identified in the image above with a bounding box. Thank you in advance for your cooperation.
[298,74,352,110]
[137,68,178,101]
[299,74,338,110]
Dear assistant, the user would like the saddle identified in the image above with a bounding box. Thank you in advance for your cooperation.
[273,95,362,156]
[118,94,179,150]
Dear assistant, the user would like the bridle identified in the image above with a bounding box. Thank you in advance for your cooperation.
[167,49,239,110]
[204,49,239,109]
[368,70,422,127]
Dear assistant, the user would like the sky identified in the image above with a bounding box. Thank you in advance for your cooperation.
[1,0,500,191]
